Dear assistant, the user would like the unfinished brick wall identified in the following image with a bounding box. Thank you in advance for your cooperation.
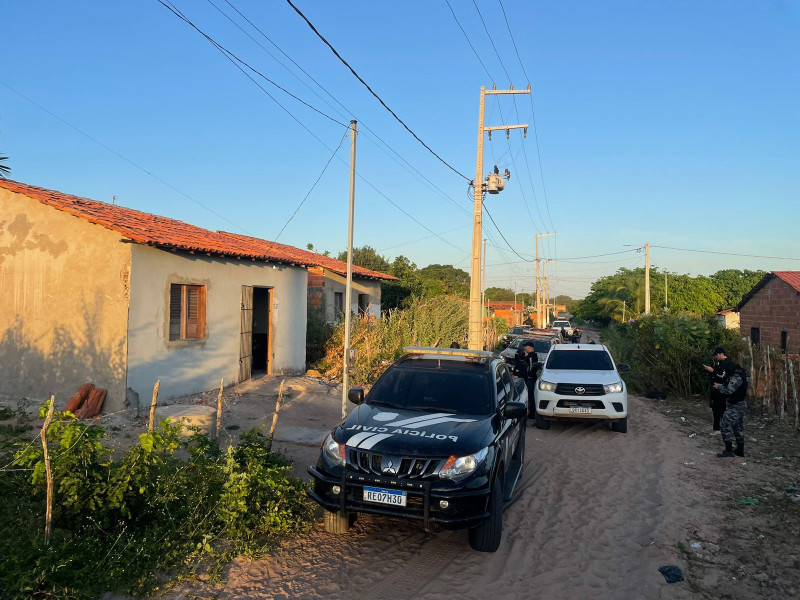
[739,277,800,352]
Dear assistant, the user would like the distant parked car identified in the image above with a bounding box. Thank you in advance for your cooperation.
[550,320,573,337]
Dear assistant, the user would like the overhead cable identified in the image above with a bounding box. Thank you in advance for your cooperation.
[649,245,800,262]
[284,0,470,180]
[0,79,255,236]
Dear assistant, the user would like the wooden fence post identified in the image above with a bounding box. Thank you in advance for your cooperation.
[41,396,55,546]
[747,338,755,385]
[781,362,788,419]
[269,380,286,440]
[216,377,224,439]
[148,380,160,433]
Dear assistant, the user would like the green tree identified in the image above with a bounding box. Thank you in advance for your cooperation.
[484,287,515,301]
[381,255,424,310]
[709,269,766,309]
[417,264,470,298]
[336,245,391,273]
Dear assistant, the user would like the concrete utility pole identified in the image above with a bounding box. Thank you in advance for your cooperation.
[468,84,531,350]
[644,242,651,315]
[535,232,555,327]
[342,120,357,418]
[481,238,487,348]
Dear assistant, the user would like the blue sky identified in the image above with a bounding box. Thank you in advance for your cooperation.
[2,0,798,298]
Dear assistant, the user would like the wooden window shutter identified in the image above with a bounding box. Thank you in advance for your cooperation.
[169,284,182,341]
[185,285,206,339]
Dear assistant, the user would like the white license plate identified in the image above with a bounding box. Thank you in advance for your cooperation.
[570,407,591,414]
[363,487,407,507]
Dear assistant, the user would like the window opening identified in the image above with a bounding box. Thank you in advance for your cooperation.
[169,284,206,340]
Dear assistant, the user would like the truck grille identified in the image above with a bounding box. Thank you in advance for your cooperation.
[349,450,442,479]
[555,383,605,396]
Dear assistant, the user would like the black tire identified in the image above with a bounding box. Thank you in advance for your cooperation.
[323,510,352,534]
[611,417,628,433]
[535,412,550,430]
[469,476,503,552]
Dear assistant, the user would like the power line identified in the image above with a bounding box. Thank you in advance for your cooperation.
[209,0,472,218]
[272,128,348,243]
[159,0,346,126]
[444,0,494,83]
[162,1,469,254]
[285,0,470,181]
[648,245,800,262]
[472,0,513,82]
[443,0,547,243]
[495,0,556,235]
[497,0,530,82]
[0,79,255,236]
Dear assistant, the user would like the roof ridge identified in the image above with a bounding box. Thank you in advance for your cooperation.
[0,179,396,280]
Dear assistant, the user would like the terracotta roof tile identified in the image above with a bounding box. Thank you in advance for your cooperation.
[0,179,396,281]
[773,271,800,293]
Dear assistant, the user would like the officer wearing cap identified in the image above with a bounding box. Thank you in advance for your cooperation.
[706,347,748,458]
[703,346,731,435]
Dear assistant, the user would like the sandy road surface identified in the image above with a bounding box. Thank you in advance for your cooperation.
[176,396,712,600]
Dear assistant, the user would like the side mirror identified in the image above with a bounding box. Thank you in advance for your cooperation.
[348,387,364,405]
[503,401,527,419]
[617,363,630,372]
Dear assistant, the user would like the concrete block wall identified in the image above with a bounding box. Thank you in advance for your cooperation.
[739,277,800,352]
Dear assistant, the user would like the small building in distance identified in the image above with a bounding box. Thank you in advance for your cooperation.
[736,271,800,353]
[716,309,740,330]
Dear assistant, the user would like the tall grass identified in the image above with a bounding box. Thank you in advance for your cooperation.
[317,296,468,385]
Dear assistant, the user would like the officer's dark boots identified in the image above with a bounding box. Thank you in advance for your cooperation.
[717,442,735,458]
[734,442,744,457]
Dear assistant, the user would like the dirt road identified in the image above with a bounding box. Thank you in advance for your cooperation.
[170,393,727,600]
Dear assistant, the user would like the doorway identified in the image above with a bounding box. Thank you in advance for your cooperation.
[251,287,272,374]
[239,286,272,382]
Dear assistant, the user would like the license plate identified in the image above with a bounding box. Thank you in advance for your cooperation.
[363,487,407,506]
[570,407,591,414]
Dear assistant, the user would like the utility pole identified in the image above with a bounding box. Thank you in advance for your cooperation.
[342,120,357,418]
[535,233,555,327]
[664,269,668,311]
[469,84,531,350]
[644,242,651,315]
[481,238,487,348]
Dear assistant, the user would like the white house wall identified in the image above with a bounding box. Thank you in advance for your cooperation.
[126,245,307,408]
[322,271,382,320]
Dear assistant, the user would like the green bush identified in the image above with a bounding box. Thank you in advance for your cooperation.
[0,407,312,599]
[601,314,745,398]
[317,296,469,384]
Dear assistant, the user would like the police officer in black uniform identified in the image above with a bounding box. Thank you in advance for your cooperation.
[514,341,539,401]
[703,347,730,435]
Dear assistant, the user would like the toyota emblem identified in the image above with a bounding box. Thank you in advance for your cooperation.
[574,386,586,395]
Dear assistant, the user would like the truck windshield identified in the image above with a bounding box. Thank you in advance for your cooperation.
[367,366,492,415]
[546,350,614,370]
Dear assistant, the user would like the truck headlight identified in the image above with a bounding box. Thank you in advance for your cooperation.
[538,379,556,392]
[322,433,346,466]
[604,382,623,394]
[439,448,488,480]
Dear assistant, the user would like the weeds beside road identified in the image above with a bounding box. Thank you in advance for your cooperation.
[0,403,312,600]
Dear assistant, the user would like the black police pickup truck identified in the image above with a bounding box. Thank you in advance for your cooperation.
[308,347,528,552]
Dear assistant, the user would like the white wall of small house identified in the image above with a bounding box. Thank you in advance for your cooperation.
[322,270,382,321]
[126,245,307,409]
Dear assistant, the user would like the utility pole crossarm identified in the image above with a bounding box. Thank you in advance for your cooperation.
[485,86,531,95]
[484,124,528,132]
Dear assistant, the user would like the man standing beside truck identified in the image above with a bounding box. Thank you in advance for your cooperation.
[514,341,539,401]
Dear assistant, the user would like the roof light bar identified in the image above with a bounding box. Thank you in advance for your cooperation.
[402,347,495,359]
